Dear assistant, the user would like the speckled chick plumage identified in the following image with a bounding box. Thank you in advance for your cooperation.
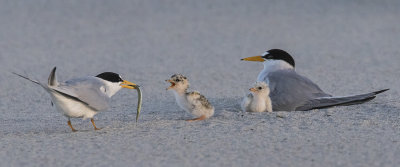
[166,74,214,120]
[241,81,273,112]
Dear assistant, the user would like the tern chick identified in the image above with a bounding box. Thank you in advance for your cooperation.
[166,74,214,121]
[241,81,273,112]
[13,67,137,132]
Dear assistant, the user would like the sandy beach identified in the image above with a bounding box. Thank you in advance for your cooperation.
[0,0,399,166]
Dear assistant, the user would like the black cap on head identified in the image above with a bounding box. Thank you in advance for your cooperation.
[96,72,123,83]
[263,49,295,67]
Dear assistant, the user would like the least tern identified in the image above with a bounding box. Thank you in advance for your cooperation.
[166,74,214,121]
[241,81,273,112]
[13,67,137,132]
[241,49,389,111]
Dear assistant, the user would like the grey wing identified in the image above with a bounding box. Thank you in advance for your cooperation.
[51,77,110,111]
[267,70,331,111]
[295,89,389,111]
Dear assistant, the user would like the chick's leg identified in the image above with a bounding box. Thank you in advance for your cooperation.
[186,115,207,122]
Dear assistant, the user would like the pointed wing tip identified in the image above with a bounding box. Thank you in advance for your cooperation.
[374,89,389,95]
[11,71,21,76]
[11,71,41,85]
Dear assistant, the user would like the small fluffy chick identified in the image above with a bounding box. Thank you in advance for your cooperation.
[166,74,214,121]
[241,81,273,112]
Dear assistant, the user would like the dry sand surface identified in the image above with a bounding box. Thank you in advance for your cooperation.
[0,0,399,166]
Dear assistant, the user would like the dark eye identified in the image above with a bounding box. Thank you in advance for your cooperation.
[258,87,262,90]
[175,79,180,82]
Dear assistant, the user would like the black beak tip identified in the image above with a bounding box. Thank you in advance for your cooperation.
[240,59,244,61]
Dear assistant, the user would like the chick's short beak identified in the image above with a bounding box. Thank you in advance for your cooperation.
[166,79,175,90]
[240,55,265,62]
[250,88,257,92]
[120,80,137,89]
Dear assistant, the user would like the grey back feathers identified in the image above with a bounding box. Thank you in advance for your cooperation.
[60,77,110,111]
[14,67,111,111]
[266,67,389,111]
[45,67,95,108]
[267,69,331,111]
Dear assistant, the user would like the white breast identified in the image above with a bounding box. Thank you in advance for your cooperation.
[242,93,273,112]
[257,60,294,83]
[172,91,190,112]
[50,93,97,119]
[249,96,267,112]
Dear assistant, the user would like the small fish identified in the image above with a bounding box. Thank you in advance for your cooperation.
[132,85,142,122]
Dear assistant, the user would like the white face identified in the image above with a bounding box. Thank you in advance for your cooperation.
[261,51,269,57]
[262,59,294,71]
[249,81,270,95]
[102,80,123,97]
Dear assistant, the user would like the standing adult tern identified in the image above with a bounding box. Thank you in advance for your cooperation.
[241,49,389,111]
[13,67,137,132]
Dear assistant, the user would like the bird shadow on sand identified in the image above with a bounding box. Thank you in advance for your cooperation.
[208,96,400,120]
[357,100,400,113]
[209,96,243,113]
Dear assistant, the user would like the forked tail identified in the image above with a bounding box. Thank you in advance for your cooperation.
[12,66,57,88]
[12,72,41,85]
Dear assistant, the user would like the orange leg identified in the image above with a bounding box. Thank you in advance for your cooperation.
[91,118,101,130]
[186,115,207,122]
[68,120,77,132]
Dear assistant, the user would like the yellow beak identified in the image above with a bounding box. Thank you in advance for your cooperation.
[240,55,265,62]
[120,80,137,89]
[249,88,257,92]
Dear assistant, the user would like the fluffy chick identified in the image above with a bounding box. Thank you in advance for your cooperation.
[166,74,214,121]
[241,81,273,112]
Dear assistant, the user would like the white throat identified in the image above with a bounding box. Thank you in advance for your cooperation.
[102,81,122,97]
[171,89,189,112]
[257,60,294,83]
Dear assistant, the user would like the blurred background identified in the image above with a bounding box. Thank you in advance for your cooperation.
[0,0,399,166]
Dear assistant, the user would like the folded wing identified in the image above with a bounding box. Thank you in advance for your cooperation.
[267,70,331,111]
[296,89,389,111]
